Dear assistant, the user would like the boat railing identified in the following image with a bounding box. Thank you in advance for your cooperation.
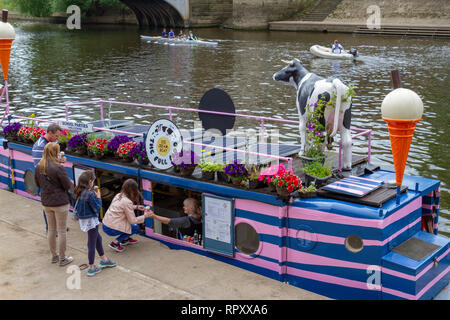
[2,98,371,172]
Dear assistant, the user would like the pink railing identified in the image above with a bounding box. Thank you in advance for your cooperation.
[2,98,372,172]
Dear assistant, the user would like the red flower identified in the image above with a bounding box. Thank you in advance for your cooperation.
[278,180,283,187]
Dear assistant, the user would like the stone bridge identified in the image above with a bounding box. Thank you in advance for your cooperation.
[120,0,234,28]
[120,0,315,29]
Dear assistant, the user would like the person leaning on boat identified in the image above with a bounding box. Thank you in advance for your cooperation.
[101,179,152,252]
[32,123,65,167]
[149,198,202,238]
[331,40,344,54]
[34,142,74,266]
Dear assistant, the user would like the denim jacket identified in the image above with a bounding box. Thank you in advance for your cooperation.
[76,190,102,220]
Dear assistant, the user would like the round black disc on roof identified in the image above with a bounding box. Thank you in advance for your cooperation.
[198,88,235,135]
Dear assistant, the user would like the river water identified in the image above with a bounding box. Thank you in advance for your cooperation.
[6,22,450,235]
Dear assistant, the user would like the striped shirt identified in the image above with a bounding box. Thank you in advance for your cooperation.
[32,136,49,167]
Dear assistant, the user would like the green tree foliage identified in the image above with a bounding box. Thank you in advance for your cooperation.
[17,0,53,17]
[12,0,124,17]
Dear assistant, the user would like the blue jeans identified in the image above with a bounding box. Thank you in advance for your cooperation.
[102,223,139,243]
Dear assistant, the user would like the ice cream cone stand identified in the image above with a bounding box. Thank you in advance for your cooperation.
[0,13,448,299]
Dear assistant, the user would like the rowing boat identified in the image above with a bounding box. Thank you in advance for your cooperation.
[140,35,218,46]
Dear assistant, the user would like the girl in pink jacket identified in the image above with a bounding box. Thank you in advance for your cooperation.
[102,179,152,252]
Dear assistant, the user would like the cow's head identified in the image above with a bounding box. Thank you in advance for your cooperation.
[272,58,305,88]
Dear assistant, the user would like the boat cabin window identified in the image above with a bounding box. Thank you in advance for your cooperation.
[88,168,141,221]
[235,222,260,255]
[152,183,202,242]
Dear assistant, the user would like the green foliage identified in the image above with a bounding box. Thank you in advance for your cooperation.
[16,0,53,17]
[303,161,332,178]
[0,0,19,11]
[198,159,225,172]
[12,0,124,17]
[299,182,316,193]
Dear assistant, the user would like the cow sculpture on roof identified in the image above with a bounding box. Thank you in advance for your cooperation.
[273,58,353,170]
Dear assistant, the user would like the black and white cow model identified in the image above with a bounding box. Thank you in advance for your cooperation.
[273,58,353,170]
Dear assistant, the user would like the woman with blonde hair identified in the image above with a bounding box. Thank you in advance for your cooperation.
[35,142,74,266]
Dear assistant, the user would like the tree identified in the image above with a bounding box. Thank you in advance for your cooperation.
[16,0,53,17]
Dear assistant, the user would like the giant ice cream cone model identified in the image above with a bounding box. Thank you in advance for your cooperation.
[381,88,423,187]
[0,10,15,81]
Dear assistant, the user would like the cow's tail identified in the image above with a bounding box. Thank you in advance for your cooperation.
[330,78,345,137]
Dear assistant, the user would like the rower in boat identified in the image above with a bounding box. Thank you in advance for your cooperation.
[168,28,175,39]
[161,28,168,38]
[331,40,344,54]
[187,30,197,41]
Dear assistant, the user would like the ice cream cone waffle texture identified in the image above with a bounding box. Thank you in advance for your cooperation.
[383,118,419,187]
[0,10,15,81]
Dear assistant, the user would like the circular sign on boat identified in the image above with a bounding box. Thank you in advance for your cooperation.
[198,88,235,135]
[145,119,183,170]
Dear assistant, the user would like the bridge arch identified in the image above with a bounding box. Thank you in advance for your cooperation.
[120,0,188,28]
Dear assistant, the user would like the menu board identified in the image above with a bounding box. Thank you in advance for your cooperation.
[202,194,235,257]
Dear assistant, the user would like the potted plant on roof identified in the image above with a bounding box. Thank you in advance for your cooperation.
[271,169,302,198]
[171,149,200,177]
[57,129,72,152]
[224,160,248,186]
[129,141,150,166]
[198,158,217,181]
[29,127,46,144]
[68,133,88,155]
[246,165,265,189]
[297,182,317,198]
[17,126,34,144]
[87,138,109,160]
[302,160,332,188]
[107,135,133,158]
[117,141,138,163]
[2,122,21,140]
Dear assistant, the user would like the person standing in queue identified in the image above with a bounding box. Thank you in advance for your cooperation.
[32,123,66,232]
[149,198,202,238]
[74,171,116,276]
[34,142,74,266]
[102,179,152,252]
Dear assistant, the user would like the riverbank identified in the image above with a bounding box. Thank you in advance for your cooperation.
[8,8,137,25]
[0,189,326,300]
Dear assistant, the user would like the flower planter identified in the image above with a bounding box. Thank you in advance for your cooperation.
[180,166,196,177]
[75,148,87,155]
[247,179,264,189]
[141,158,150,166]
[217,171,228,182]
[230,177,244,186]
[298,191,317,198]
[276,185,291,198]
[201,171,215,181]
[304,173,332,188]
[299,154,325,165]
[94,154,104,160]
[120,157,134,163]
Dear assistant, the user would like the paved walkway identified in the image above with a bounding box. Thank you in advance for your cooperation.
[0,189,326,300]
